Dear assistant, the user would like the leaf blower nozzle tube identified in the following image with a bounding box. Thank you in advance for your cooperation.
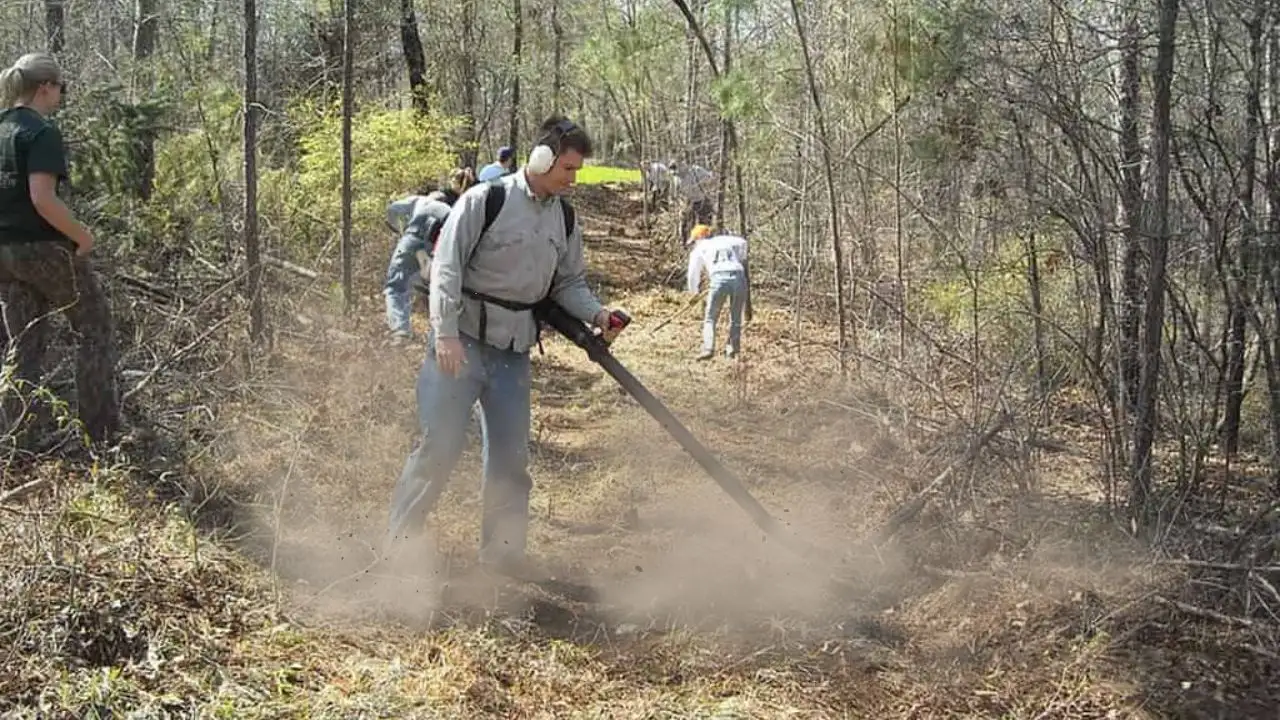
[533,300,818,558]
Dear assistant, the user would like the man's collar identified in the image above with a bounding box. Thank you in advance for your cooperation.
[515,169,555,203]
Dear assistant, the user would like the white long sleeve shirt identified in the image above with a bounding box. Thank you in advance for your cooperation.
[687,233,749,292]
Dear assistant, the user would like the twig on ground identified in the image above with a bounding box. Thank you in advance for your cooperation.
[0,476,52,507]
[1157,558,1280,573]
[868,412,1011,545]
[1153,594,1258,629]
[264,254,319,280]
[122,314,237,402]
[919,563,990,580]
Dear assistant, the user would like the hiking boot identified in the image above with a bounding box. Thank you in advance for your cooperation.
[695,348,714,361]
[724,345,738,359]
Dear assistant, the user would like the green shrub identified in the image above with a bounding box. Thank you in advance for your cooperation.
[920,236,1086,387]
[290,101,463,254]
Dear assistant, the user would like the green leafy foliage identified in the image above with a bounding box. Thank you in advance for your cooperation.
[60,84,171,206]
[290,101,463,251]
[920,231,1084,385]
[711,68,763,121]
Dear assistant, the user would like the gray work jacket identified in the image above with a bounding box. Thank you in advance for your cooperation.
[429,171,604,353]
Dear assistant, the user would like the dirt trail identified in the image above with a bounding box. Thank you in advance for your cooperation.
[199,183,1276,718]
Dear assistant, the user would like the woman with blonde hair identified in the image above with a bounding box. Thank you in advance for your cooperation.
[0,52,119,445]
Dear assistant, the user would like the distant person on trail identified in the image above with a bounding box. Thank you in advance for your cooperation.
[385,116,629,582]
[476,145,516,182]
[0,52,120,446]
[383,167,475,343]
[642,159,672,203]
[686,223,752,361]
[669,161,715,242]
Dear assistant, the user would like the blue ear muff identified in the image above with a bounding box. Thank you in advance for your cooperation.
[526,119,579,175]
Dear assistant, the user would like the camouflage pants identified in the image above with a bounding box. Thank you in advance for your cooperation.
[0,241,120,444]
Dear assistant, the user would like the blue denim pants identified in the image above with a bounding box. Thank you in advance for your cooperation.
[703,269,746,353]
[387,331,533,564]
[384,233,425,335]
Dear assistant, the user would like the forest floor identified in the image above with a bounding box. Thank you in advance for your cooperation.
[2,183,1277,718]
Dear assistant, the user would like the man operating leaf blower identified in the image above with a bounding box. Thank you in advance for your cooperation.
[384,116,630,582]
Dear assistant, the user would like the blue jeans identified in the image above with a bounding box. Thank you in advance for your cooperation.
[384,233,424,335]
[703,270,746,353]
[387,331,533,563]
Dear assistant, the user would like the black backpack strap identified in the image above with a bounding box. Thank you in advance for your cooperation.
[460,182,573,354]
[481,180,507,241]
[460,181,510,345]
[560,198,575,237]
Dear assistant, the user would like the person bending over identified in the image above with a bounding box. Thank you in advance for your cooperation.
[383,167,475,342]
[686,223,752,361]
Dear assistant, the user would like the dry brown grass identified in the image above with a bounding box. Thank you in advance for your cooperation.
[1,183,1277,718]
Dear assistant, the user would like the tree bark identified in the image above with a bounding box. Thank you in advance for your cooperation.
[507,0,523,151]
[340,0,356,312]
[244,0,264,343]
[399,0,428,113]
[44,0,65,54]
[133,0,159,201]
[1130,0,1181,528]
[551,0,563,112]
[1116,0,1144,419]
[1222,4,1267,459]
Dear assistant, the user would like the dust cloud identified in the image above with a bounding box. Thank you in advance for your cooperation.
[210,312,1149,669]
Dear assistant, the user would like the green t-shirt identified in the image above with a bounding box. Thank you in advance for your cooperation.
[0,106,71,245]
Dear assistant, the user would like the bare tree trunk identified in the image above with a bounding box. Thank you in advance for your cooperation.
[1262,1,1280,489]
[399,0,428,112]
[1117,1,1145,419]
[507,0,522,150]
[1222,5,1267,459]
[133,0,159,201]
[459,0,478,169]
[682,1,700,153]
[551,0,563,112]
[1027,231,1049,396]
[786,0,850,376]
[45,0,65,53]
[891,0,906,360]
[340,0,355,312]
[243,0,264,343]
[714,4,730,228]
[1131,0,1181,528]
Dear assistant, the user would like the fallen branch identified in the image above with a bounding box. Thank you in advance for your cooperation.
[920,563,991,580]
[1157,558,1280,573]
[1153,594,1258,629]
[0,476,52,506]
[868,412,1011,545]
[122,313,237,403]
[117,274,188,305]
[264,254,319,280]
